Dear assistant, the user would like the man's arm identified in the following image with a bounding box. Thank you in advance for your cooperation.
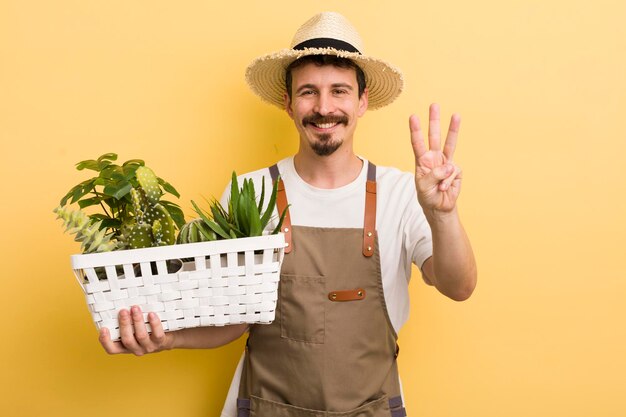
[410,103,477,301]
[99,306,248,356]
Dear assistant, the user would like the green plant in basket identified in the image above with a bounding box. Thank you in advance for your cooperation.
[178,172,288,243]
[54,153,185,252]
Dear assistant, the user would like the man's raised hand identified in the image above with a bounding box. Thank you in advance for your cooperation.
[410,103,463,214]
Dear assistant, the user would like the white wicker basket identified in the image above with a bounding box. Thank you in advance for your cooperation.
[70,234,286,341]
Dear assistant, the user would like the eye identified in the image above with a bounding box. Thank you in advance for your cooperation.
[333,88,349,95]
[299,89,316,96]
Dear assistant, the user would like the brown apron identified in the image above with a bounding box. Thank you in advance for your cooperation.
[237,162,407,417]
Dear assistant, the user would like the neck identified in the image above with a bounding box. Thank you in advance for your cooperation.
[293,145,363,189]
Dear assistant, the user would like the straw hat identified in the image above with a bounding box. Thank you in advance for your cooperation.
[245,12,404,110]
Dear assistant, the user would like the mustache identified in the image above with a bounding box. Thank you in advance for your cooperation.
[302,114,348,126]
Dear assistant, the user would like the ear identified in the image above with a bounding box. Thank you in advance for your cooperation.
[284,93,294,119]
[357,88,369,117]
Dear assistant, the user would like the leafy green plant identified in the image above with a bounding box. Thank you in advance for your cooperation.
[56,153,185,252]
[178,172,287,243]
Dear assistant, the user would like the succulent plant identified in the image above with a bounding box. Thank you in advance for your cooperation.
[188,172,288,240]
[123,166,177,249]
[53,206,119,253]
[56,153,184,252]
[176,218,216,244]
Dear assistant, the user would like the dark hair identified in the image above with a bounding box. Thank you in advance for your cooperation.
[285,55,367,100]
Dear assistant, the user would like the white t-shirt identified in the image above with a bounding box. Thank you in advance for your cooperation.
[219,156,433,417]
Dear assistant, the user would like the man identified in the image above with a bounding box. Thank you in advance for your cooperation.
[99,12,476,417]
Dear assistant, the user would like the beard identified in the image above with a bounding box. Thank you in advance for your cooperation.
[302,113,348,156]
[310,133,342,156]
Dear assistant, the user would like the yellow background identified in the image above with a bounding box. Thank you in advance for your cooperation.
[1,1,625,416]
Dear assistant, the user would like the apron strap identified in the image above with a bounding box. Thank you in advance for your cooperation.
[363,161,377,257]
[389,396,407,417]
[236,398,251,417]
[269,164,293,253]
[269,161,377,257]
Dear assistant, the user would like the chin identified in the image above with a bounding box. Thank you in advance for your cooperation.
[311,141,342,156]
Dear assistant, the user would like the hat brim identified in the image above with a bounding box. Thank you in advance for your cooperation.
[245,47,404,110]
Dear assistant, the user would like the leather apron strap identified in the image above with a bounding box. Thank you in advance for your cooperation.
[363,161,377,257]
[269,164,293,253]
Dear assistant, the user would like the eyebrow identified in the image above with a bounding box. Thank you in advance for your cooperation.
[295,83,354,94]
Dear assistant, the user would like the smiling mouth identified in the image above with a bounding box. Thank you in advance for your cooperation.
[311,122,339,129]
[303,115,348,130]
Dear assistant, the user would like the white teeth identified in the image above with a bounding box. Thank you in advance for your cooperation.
[313,123,337,129]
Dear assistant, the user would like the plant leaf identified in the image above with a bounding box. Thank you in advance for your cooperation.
[160,200,185,229]
[212,200,243,237]
[257,177,265,214]
[122,162,142,179]
[248,199,262,236]
[122,159,144,166]
[191,200,230,239]
[60,178,94,206]
[99,218,121,231]
[110,171,126,182]
[103,181,132,200]
[75,159,99,171]
[271,204,290,235]
[97,160,114,172]
[97,153,118,162]
[69,179,97,204]
[229,172,239,218]
[158,178,180,198]
[195,221,216,241]
[260,176,279,229]
[77,197,101,209]
[99,165,118,180]
[236,186,251,236]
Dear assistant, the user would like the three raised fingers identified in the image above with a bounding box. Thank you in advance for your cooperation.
[410,104,461,161]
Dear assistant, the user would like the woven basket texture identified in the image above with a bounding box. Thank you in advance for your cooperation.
[70,234,285,341]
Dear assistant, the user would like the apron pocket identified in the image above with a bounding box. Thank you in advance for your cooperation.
[280,274,325,344]
[249,395,391,417]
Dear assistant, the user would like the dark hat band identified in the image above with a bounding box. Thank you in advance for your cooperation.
[292,38,361,54]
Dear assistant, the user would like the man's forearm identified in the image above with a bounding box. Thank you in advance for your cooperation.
[171,323,249,349]
[425,207,477,301]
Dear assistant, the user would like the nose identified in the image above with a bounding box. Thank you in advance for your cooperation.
[313,91,335,116]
